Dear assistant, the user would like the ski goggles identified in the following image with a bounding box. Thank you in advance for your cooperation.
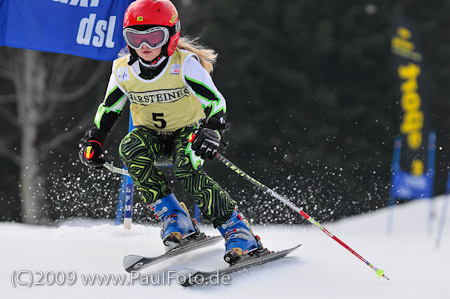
[123,27,170,50]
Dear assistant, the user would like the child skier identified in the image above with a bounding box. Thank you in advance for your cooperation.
[79,0,261,264]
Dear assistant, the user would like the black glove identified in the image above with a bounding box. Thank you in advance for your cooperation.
[79,137,105,169]
[191,127,221,160]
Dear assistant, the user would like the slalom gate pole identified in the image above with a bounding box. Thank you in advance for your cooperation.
[436,173,450,247]
[216,154,389,281]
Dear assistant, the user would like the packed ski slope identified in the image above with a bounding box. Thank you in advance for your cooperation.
[2,196,449,299]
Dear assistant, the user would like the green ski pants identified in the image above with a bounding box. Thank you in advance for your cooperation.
[119,126,235,227]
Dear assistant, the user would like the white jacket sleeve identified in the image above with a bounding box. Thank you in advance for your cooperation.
[183,56,227,121]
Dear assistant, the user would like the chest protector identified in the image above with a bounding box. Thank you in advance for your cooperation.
[113,49,205,132]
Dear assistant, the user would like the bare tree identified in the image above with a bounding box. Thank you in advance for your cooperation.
[0,48,109,224]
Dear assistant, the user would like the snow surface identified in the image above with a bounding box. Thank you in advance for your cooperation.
[2,196,450,299]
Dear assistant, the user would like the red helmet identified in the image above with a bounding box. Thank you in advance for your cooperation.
[123,0,180,56]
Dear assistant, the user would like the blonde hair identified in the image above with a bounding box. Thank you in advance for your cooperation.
[177,37,217,74]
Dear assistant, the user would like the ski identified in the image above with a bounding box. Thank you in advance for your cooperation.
[123,234,222,273]
[177,243,301,287]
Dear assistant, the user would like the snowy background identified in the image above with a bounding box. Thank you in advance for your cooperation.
[2,195,449,299]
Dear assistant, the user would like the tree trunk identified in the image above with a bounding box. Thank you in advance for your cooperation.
[16,50,47,224]
[2,48,109,224]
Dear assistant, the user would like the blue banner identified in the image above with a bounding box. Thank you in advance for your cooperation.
[390,170,433,199]
[389,131,435,200]
[0,0,134,61]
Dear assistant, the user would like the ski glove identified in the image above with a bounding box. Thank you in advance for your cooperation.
[79,137,105,169]
[191,127,221,160]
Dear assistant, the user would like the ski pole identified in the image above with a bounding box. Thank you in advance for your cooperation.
[216,154,389,281]
[104,162,131,177]
[104,161,173,176]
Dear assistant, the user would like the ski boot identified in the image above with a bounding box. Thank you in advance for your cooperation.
[218,210,263,265]
[149,194,199,250]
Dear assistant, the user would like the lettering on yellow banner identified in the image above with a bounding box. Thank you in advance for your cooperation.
[391,26,422,62]
[398,62,423,151]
